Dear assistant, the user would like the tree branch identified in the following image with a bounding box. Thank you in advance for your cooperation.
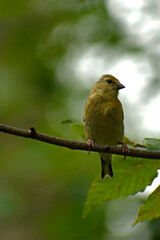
[0,123,160,159]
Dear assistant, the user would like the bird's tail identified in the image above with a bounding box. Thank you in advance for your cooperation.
[99,153,113,179]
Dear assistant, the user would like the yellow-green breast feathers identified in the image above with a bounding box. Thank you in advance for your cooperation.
[84,74,125,178]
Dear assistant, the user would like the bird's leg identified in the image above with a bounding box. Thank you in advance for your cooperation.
[87,139,94,154]
[121,143,129,159]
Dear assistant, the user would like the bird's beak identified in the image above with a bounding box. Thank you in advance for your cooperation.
[115,82,125,90]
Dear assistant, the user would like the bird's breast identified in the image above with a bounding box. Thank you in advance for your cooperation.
[84,98,124,145]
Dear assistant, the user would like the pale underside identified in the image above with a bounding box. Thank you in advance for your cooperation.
[84,96,124,146]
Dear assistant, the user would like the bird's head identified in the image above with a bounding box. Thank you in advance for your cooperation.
[91,74,125,100]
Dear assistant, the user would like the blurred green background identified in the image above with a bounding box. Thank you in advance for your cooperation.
[0,0,160,239]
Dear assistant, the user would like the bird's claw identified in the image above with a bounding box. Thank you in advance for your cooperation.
[87,139,94,154]
[121,143,129,159]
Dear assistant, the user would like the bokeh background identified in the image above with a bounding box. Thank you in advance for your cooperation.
[0,0,160,239]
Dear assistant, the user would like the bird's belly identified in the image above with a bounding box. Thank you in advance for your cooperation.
[85,114,124,145]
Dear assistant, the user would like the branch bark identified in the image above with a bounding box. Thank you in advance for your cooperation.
[0,123,160,159]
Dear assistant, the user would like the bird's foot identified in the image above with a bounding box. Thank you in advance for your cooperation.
[87,139,94,154]
[121,143,129,159]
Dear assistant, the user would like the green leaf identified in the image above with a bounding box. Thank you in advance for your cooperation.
[70,123,85,140]
[83,156,160,218]
[145,138,160,150]
[59,120,85,140]
[133,185,160,226]
[122,136,146,148]
[122,136,135,146]
[59,119,73,125]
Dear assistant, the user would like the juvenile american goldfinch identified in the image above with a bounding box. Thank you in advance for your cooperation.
[83,74,125,178]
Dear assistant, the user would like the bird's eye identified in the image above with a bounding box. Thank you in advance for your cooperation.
[107,79,112,84]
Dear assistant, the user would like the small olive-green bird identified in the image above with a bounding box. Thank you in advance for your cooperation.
[83,74,125,179]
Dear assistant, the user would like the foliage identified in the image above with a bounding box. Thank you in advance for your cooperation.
[70,123,85,140]
[82,137,160,224]
[133,185,160,225]
[145,138,160,150]
[83,156,160,218]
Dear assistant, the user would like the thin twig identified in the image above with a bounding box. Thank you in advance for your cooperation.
[0,123,160,159]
